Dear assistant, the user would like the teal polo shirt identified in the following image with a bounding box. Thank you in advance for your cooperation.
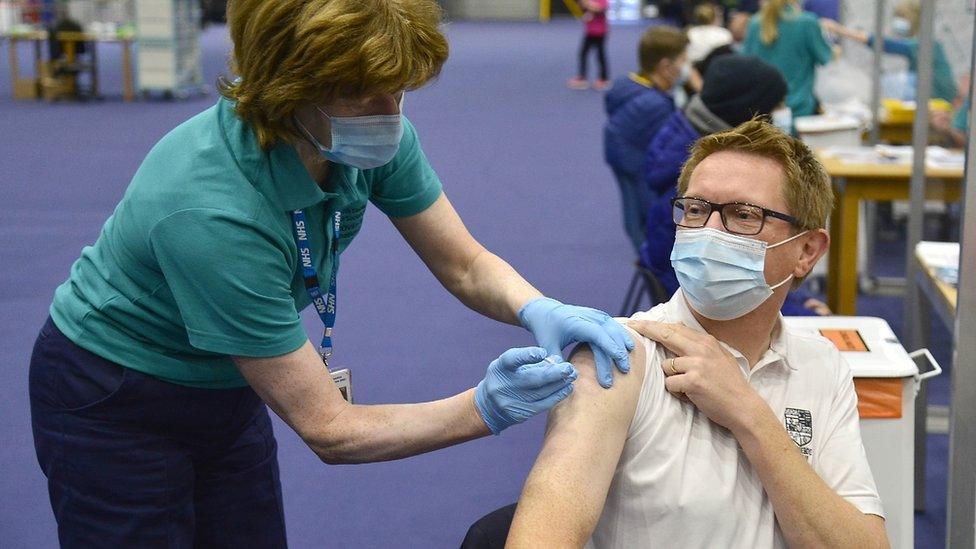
[952,99,970,133]
[50,97,443,388]
[866,35,957,102]
[744,7,834,117]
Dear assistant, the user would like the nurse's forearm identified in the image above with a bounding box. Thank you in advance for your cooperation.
[308,389,491,464]
[449,248,543,325]
[236,342,491,465]
[836,26,869,44]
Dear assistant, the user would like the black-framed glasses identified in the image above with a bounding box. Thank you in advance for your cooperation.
[670,197,798,236]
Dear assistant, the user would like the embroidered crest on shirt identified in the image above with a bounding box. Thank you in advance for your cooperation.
[784,407,813,456]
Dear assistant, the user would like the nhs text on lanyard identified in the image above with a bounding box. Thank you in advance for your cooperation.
[292,209,340,367]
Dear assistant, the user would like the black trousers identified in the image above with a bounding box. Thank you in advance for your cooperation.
[578,34,608,81]
[29,317,287,548]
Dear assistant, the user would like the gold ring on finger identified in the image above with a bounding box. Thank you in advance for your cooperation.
[668,357,678,375]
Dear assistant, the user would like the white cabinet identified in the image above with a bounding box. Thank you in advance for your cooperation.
[135,0,202,96]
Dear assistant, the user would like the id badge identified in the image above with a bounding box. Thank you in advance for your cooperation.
[330,368,353,403]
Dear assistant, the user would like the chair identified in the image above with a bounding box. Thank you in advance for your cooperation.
[41,23,97,101]
[460,503,517,548]
[619,261,671,317]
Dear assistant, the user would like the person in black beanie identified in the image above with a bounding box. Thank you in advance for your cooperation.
[638,54,831,316]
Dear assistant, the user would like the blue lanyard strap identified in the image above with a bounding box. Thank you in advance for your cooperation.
[291,209,341,363]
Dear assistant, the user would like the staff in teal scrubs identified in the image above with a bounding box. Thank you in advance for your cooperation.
[28,1,634,546]
[743,0,835,117]
[822,0,957,103]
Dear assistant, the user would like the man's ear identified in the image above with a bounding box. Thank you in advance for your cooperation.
[795,228,829,278]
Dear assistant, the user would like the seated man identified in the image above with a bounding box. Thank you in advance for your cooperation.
[507,120,888,548]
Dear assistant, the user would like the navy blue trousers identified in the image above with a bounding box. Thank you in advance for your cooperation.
[29,317,287,548]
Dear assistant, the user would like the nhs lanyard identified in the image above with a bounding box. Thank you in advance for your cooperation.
[291,209,340,366]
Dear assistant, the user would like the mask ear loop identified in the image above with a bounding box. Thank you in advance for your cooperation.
[769,272,794,290]
[766,229,809,249]
[766,230,810,290]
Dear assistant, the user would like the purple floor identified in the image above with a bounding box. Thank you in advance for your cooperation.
[0,20,951,547]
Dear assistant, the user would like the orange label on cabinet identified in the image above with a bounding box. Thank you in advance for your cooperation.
[819,329,870,352]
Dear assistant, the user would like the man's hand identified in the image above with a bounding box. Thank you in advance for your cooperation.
[626,320,764,432]
[804,297,832,316]
[930,109,953,132]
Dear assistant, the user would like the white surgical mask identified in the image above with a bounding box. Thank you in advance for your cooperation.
[296,95,405,170]
[771,107,793,134]
[891,17,912,37]
[670,227,807,320]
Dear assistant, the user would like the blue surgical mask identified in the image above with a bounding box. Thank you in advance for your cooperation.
[891,17,912,38]
[296,96,404,170]
[670,227,807,320]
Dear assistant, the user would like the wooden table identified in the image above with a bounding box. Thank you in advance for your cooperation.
[816,151,964,315]
[877,117,914,145]
[55,31,135,102]
[3,30,135,101]
[914,243,958,329]
[910,241,957,511]
[4,30,47,99]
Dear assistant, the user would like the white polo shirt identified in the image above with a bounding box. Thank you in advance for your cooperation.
[586,291,884,549]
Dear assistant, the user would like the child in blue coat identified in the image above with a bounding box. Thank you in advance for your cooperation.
[604,25,689,252]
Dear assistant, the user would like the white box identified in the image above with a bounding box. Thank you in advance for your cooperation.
[784,316,919,549]
[796,115,863,149]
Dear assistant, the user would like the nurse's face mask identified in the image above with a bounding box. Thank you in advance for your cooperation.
[296,93,405,170]
[891,16,912,38]
[669,197,807,320]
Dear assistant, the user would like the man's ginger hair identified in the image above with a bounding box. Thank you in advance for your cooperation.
[678,119,833,233]
[677,120,834,285]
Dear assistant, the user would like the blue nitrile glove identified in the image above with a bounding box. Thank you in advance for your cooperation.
[519,297,634,388]
[474,346,578,435]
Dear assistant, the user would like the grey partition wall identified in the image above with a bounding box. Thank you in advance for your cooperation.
[869,0,885,145]
[947,6,976,546]
[904,0,935,515]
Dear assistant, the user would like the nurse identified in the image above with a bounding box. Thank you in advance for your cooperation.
[743,0,835,118]
[822,0,957,103]
[28,0,633,546]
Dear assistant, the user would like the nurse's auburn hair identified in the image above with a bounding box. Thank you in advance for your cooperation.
[677,118,833,236]
[219,0,449,149]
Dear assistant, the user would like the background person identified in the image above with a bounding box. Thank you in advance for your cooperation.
[604,25,689,252]
[931,98,969,148]
[507,120,887,548]
[568,0,611,91]
[641,54,830,316]
[821,0,957,103]
[743,0,834,118]
[684,2,733,92]
[28,1,634,546]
